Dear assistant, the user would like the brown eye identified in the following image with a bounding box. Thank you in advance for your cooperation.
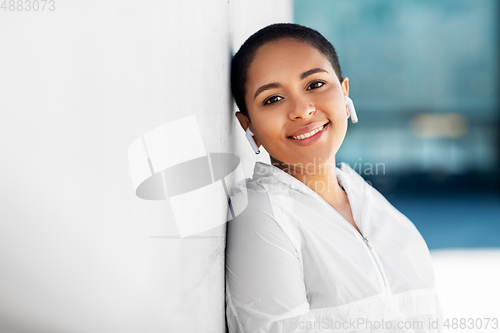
[264,96,283,105]
[308,81,324,90]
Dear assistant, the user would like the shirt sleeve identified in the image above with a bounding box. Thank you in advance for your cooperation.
[225,185,321,333]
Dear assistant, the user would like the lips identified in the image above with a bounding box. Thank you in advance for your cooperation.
[287,121,329,139]
[287,121,329,146]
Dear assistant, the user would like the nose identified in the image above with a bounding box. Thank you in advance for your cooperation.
[288,95,316,120]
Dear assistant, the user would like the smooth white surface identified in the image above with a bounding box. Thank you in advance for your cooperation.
[143,115,207,173]
[431,249,500,333]
[128,136,153,191]
[0,1,291,332]
[170,180,228,237]
[226,162,442,332]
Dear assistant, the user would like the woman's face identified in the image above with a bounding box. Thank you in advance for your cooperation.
[237,38,350,168]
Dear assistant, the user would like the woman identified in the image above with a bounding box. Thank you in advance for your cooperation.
[225,23,442,333]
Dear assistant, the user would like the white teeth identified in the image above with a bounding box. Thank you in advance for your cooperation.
[291,124,326,140]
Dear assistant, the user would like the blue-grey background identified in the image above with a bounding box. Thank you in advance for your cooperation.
[295,0,500,250]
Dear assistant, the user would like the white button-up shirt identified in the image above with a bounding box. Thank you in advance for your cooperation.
[225,161,442,333]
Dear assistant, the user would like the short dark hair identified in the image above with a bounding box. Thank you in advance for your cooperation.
[230,23,343,122]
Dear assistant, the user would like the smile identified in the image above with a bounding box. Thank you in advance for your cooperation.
[290,122,328,140]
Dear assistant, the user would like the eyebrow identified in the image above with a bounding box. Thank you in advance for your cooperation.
[300,68,328,80]
[254,83,281,99]
[253,68,329,100]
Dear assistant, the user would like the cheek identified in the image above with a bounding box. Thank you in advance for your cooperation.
[317,91,345,114]
[260,122,280,141]
[254,115,284,144]
[327,107,348,137]
[332,112,348,130]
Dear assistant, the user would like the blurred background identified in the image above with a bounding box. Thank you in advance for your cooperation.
[297,0,499,196]
[295,0,500,330]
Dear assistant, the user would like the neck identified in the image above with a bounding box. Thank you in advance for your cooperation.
[270,155,345,205]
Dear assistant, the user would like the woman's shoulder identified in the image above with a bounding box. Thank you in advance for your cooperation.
[228,170,295,218]
[228,176,274,217]
[227,176,279,234]
[227,175,301,258]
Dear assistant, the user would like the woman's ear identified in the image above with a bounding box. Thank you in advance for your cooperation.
[235,112,261,147]
[235,112,249,130]
[341,77,350,118]
[341,77,350,96]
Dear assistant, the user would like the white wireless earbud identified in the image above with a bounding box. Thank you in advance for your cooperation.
[246,127,260,154]
[345,96,358,124]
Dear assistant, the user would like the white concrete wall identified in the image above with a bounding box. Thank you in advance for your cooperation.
[0,1,291,332]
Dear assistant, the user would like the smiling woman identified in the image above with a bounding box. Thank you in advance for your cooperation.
[226,23,443,333]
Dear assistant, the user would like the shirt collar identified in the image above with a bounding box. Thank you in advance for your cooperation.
[251,161,351,196]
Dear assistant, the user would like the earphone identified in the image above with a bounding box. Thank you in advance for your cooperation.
[345,96,358,124]
[245,97,358,154]
[246,127,260,154]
